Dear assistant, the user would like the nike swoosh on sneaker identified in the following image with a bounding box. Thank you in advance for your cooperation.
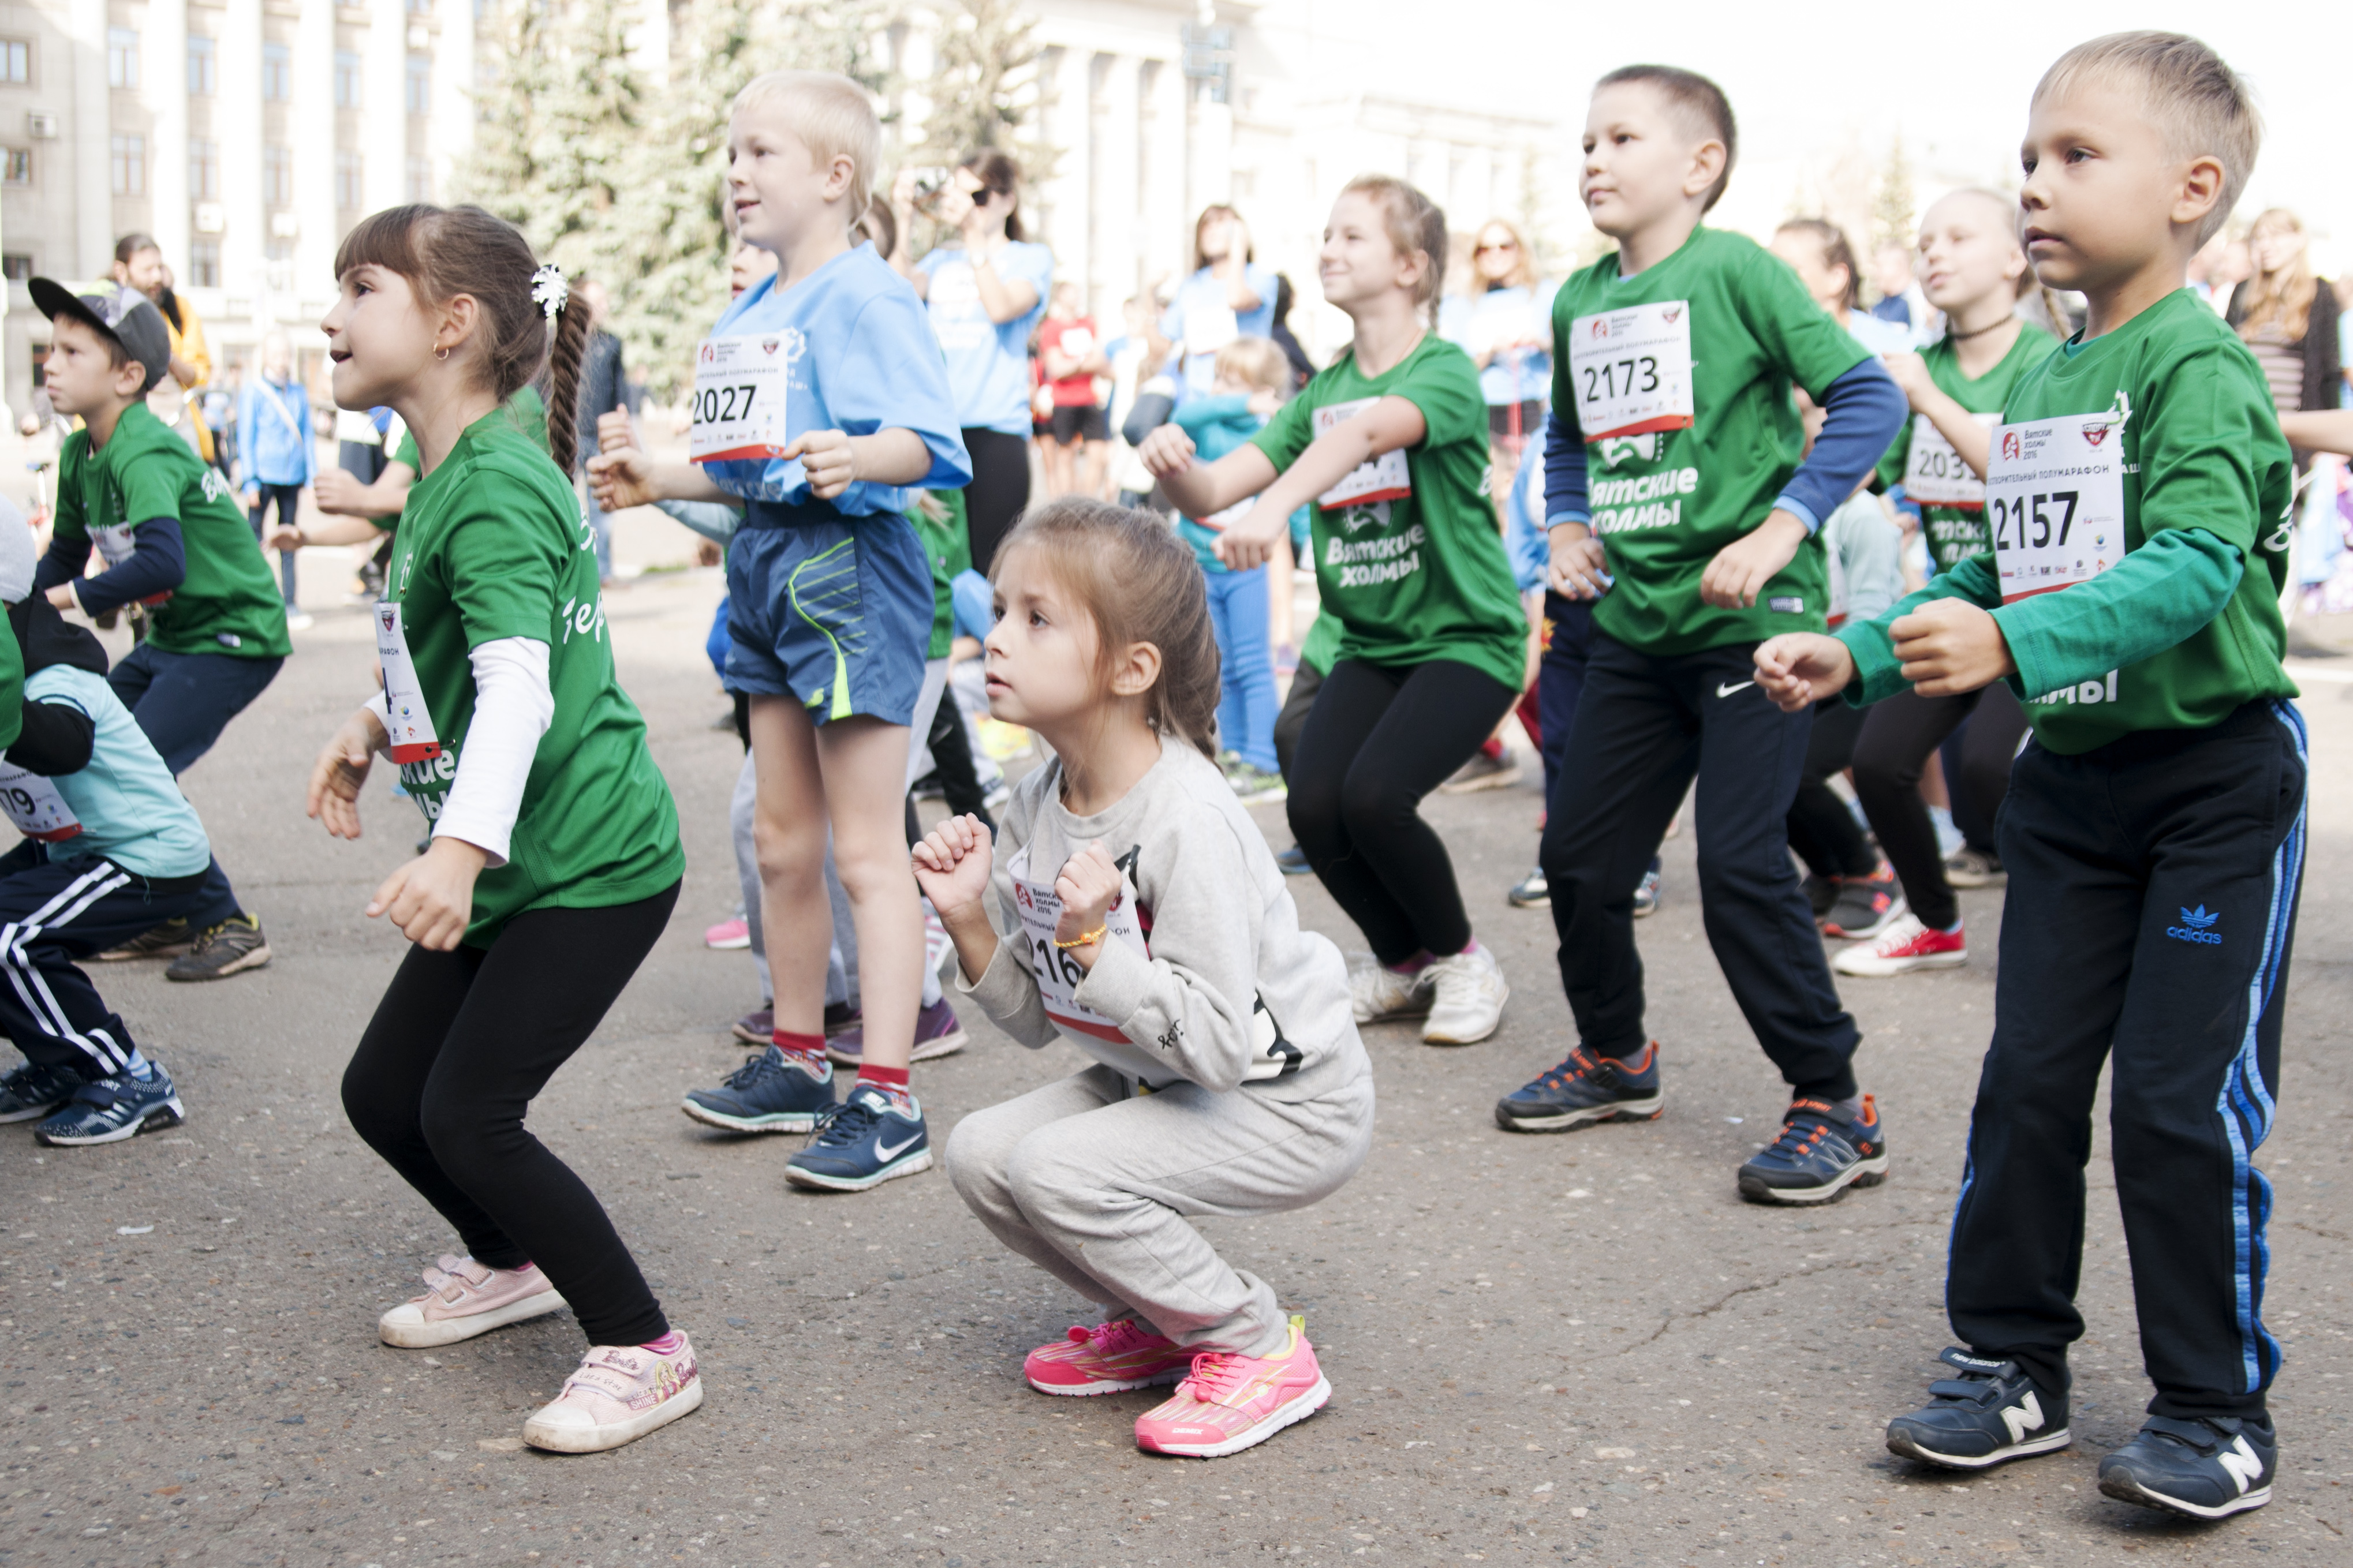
[1717,680,1756,698]
[875,1131,923,1162]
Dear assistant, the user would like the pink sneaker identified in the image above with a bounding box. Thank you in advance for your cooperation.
[522,1335,704,1453]
[377,1255,568,1348]
[704,916,750,950]
[1026,1318,1193,1396]
[1133,1316,1331,1457]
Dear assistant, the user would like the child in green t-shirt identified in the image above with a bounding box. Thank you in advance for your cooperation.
[1489,66,1908,1207]
[1757,32,2299,1521]
[27,279,288,983]
[1141,174,1526,1050]
[302,203,694,1457]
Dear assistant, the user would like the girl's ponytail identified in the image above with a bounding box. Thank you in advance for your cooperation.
[541,268,591,478]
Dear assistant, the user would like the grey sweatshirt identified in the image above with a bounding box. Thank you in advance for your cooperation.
[958,740,1370,1104]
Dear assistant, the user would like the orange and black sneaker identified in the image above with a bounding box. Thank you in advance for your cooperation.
[1736,1094,1889,1204]
[1493,1041,1664,1133]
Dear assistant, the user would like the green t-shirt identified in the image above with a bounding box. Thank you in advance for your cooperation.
[387,406,684,944]
[911,489,970,662]
[0,612,21,751]
[382,388,551,531]
[1549,226,1872,654]
[1249,334,1525,692]
[1874,323,2058,573]
[55,403,292,658]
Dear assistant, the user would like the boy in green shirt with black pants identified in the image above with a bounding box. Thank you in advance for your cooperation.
[1757,32,2300,1521]
[29,280,288,981]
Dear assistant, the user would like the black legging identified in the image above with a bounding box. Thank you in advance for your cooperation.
[247,482,300,604]
[1785,697,1876,880]
[1286,657,1518,966]
[1850,684,2029,930]
[342,882,680,1347]
[961,426,1032,575]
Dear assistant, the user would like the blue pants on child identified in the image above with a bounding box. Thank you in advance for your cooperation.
[0,845,212,1077]
[1205,565,1278,773]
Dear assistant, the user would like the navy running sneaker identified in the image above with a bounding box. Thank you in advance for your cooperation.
[1736,1094,1888,1204]
[785,1084,933,1192]
[1275,843,1313,877]
[2098,1413,2275,1520]
[1495,1041,1663,1133]
[1885,1349,2072,1470]
[680,1046,836,1133]
[33,1066,185,1146]
[0,1061,93,1123]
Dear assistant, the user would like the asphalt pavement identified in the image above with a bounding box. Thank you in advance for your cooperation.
[4,563,2351,1568]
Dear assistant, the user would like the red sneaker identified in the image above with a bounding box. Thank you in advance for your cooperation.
[1835,914,1967,977]
[1025,1318,1192,1396]
[1133,1316,1331,1458]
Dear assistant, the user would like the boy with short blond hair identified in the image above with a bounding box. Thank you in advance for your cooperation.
[1756,32,2299,1519]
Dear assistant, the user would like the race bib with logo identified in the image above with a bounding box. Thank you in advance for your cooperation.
[1903,412,1999,509]
[374,600,443,765]
[0,762,80,842]
[1986,399,2128,604]
[1568,301,1695,441]
[1313,398,1412,510]
[689,332,800,463]
[1006,842,1150,1043]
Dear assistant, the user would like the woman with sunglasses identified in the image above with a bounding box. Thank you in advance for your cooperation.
[1448,219,1555,501]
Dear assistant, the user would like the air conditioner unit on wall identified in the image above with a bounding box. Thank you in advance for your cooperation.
[25,111,57,139]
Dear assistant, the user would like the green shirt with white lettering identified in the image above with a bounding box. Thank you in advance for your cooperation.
[388,406,684,944]
[1838,289,2296,754]
[55,402,292,658]
[1874,323,2057,574]
[1549,226,1871,654]
[1249,333,1524,693]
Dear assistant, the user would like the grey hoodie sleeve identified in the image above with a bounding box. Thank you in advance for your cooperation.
[954,798,1062,1050]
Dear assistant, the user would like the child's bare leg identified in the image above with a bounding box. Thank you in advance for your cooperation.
[1268,534,1296,648]
[746,695,832,1036]
[816,714,919,1072]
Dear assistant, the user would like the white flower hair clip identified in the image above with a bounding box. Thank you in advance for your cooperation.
[531,264,568,322]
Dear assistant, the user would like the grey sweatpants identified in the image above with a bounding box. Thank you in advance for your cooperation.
[734,658,951,1009]
[944,1063,1375,1358]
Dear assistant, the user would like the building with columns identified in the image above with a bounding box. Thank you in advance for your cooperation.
[1,0,1575,412]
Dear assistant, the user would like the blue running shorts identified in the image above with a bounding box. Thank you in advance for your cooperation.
[724,502,931,727]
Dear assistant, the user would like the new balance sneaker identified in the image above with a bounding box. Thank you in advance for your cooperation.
[0,1060,91,1123]
[2097,1413,2275,1519]
[703,915,751,950]
[1943,847,2007,889]
[165,915,272,981]
[1736,1094,1888,1204]
[33,1066,184,1146]
[679,1046,836,1133]
[522,1334,704,1454]
[1507,865,1550,909]
[1884,1349,2072,1470]
[1274,842,1313,877]
[730,1005,774,1045]
[1349,958,1434,1025]
[1821,865,1904,940]
[378,1255,569,1348]
[1422,944,1508,1045]
[1439,749,1521,795]
[1495,1041,1663,1132]
[96,917,195,962]
[1133,1316,1330,1458]
[784,1084,932,1191]
[1026,1319,1193,1396]
[1835,914,1967,978]
[1631,862,1663,919]
[826,998,970,1065]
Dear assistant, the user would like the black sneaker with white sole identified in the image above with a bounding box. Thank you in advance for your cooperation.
[2097,1413,2274,1520]
[1884,1348,2071,1470]
[0,1061,92,1122]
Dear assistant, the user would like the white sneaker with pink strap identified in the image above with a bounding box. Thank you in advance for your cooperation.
[378,1255,568,1348]
[522,1334,704,1454]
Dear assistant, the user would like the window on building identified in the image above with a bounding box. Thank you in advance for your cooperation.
[263,42,291,102]
[335,151,363,210]
[264,144,293,206]
[186,35,215,96]
[2,253,31,284]
[407,0,433,12]
[335,50,362,108]
[1,39,29,84]
[405,155,432,204]
[106,27,137,89]
[2,148,28,186]
[188,140,218,202]
[110,133,144,196]
[190,241,221,289]
[265,238,295,263]
[405,55,431,114]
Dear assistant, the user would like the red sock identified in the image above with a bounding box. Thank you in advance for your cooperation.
[857,1064,913,1112]
[772,1028,828,1077]
[1480,736,1505,760]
